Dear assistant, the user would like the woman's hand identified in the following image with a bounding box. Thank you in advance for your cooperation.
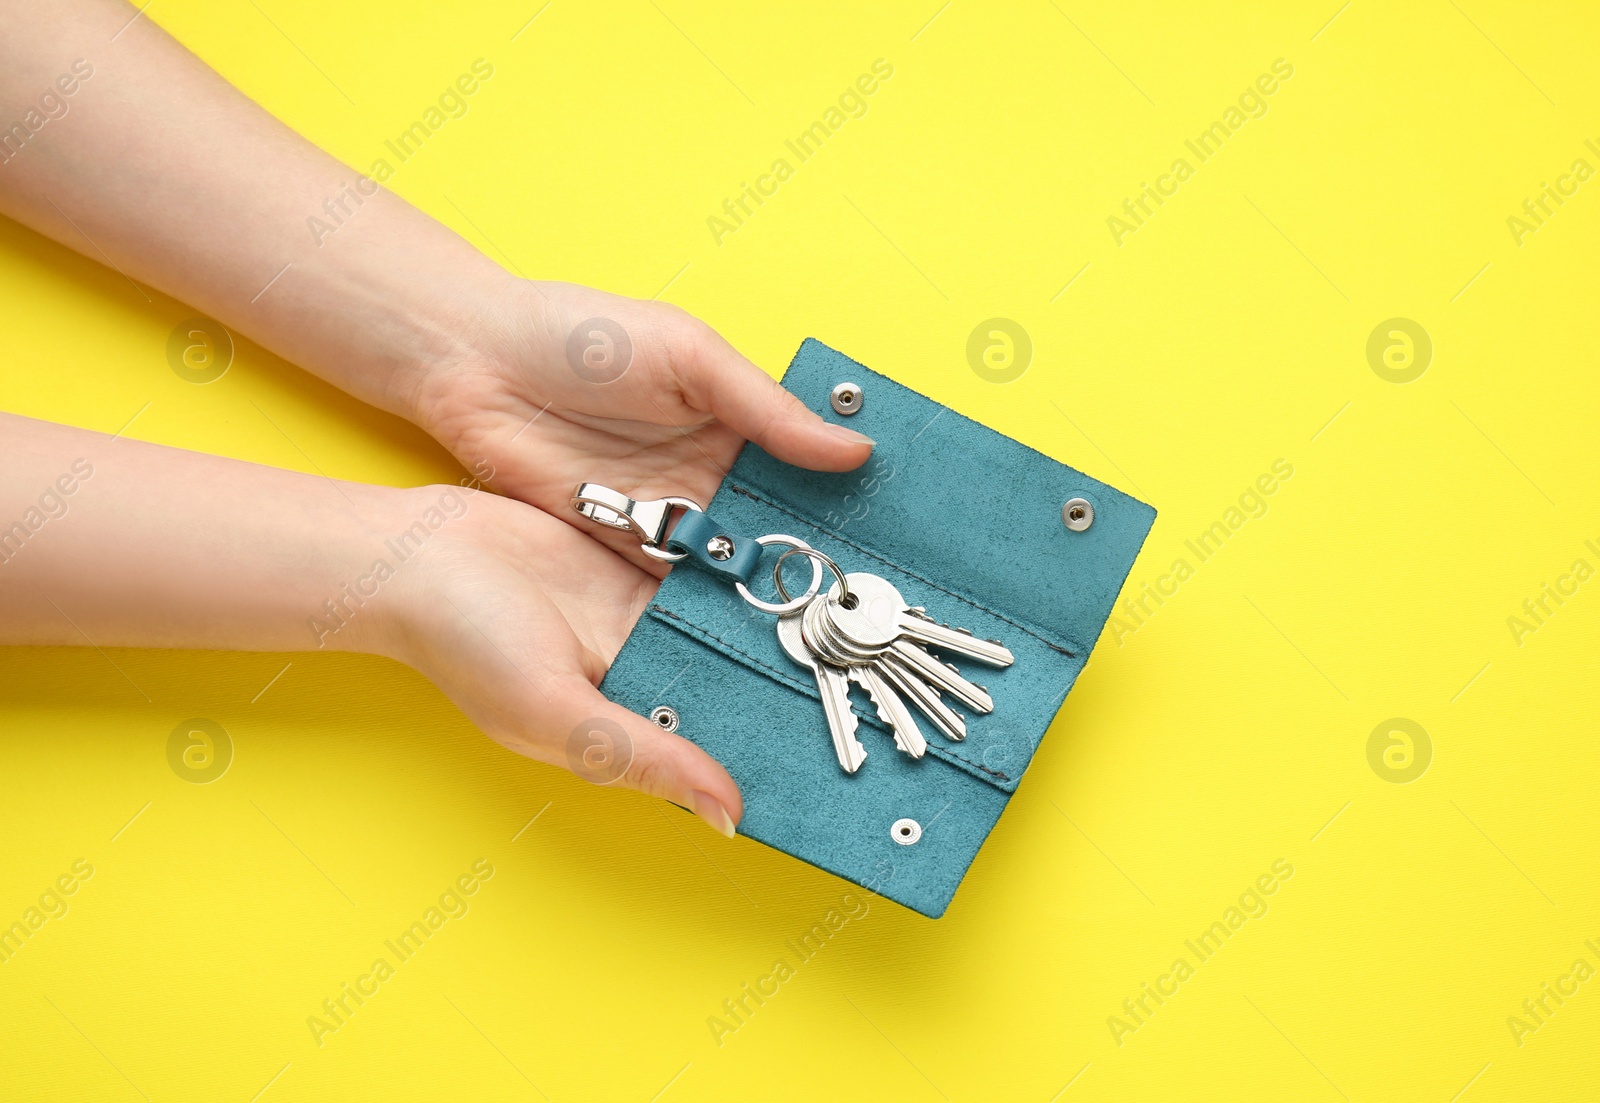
[413,279,876,570]
[0,413,743,837]
[0,3,875,569]
[0,1,868,832]
[378,483,744,835]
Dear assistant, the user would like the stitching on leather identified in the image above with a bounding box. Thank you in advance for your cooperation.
[647,604,1018,786]
[725,484,1077,658]
[926,745,1013,783]
[648,605,806,692]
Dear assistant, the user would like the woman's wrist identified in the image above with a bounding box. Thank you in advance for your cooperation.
[0,412,442,660]
[314,481,495,666]
[263,208,527,433]
[0,0,523,440]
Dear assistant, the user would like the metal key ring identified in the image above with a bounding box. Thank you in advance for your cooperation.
[772,547,851,607]
[734,536,826,615]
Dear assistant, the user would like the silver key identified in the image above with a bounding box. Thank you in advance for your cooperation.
[898,607,1014,668]
[777,612,868,773]
[888,638,995,714]
[828,573,1014,668]
[878,652,968,742]
[802,596,930,759]
[808,574,994,738]
[802,593,871,667]
[849,664,927,759]
[800,591,945,759]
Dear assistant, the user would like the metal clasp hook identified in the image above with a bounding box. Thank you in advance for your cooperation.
[570,483,705,563]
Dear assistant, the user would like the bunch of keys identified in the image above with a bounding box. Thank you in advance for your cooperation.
[771,553,1014,774]
[571,483,1016,775]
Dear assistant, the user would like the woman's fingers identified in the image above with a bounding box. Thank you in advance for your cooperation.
[547,676,744,837]
[667,318,876,472]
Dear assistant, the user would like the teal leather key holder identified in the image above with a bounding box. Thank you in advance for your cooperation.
[584,339,1156,917]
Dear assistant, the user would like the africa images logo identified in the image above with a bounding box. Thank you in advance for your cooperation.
[307,60,495,247]
[307,860,495,1047]
[1106,59,1295,246]
[706,59,894,246]
[1107,859,1294,1046]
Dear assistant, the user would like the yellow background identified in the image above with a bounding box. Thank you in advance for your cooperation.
[3,1,1598,1099]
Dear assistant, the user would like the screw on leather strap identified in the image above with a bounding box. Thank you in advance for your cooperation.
[663,508,765,586]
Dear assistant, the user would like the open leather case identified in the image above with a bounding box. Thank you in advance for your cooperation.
[599,339,1156,917]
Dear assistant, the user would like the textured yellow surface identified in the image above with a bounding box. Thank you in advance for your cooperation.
[3,2,1598,1100]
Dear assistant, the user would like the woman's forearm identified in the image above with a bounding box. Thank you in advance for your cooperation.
[0,411,750,834]
[0,411,423,655]
[0,0,508,424]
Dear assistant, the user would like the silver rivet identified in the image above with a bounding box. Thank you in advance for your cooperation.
[1063,497,1094,532]
[650,706,679,732]
[890,817,922,845]
[706,535,735,561]
[830,382,863,416]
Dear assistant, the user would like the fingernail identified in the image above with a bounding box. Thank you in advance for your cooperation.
[825,424,875,447]
[689,790,736,838]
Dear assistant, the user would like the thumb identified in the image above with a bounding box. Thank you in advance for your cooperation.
[553,678,744,838]
[675,321,875,472]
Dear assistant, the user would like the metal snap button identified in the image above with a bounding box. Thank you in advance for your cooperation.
[1063,497,1094,532]
[650,706,680,733]
[890,818,922,845]
[830,382,863,416]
